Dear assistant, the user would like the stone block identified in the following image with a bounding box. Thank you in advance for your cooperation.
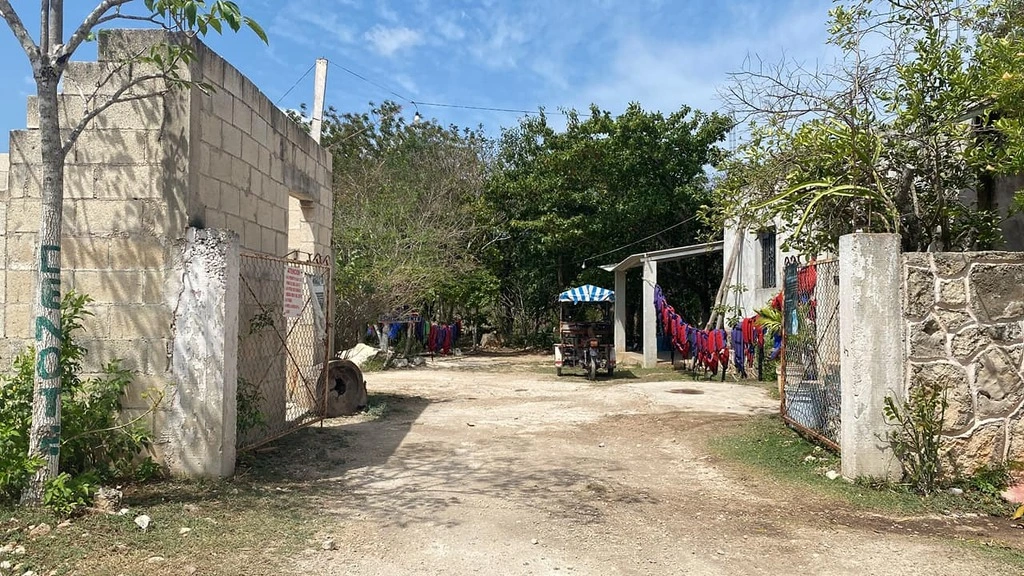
[232,102,252,134]
[200,114,223,148]
[938,279,967,307]
[908,315,946,359]
[908,362,973,433]
[109,304,173,341]
[932,253,970,278]
[934,308,974,333]
[64,237,111,269]
[9,130,41,164]
[1008,415,1024,463]
[69,270,143,303]
[62,165,96,199]
[231,156,250,189]
[261,226,277,255]
[79,305,110,339]
[210,148,233,183]
[950,325,1023,360]
[241,135,259,168]
[122,373,172,411]
[141,270,167,305]
[7,198,41,233]
[225,214,244,238]
[258,145,271,173]
[975,347,1024,418]
[220,183,241,216]
[222,123,242,158]
[5,234,37,271]
[109,237,166,270]
[904,266,935,318]
[4,303,33,339]
[94,164,161,200]
[212,84,233,121]
[941,421,1005,476]
[969,264,1024,321]
[70,129,152,165]
[244,220,261,251]
[5,270,35,303]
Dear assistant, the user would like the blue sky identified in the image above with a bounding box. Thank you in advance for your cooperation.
[0,0,836,152]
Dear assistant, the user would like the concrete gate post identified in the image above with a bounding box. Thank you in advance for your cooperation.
[642,259,658,369]
[838,233,903,480]
[614,269,626,354]
[165,228,241,478]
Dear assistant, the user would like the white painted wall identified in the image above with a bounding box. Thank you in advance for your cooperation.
[723,218,799,319]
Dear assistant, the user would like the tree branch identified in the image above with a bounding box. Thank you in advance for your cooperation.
[60,0,133,60]
[0,0,40,63]
[62,74,169,156]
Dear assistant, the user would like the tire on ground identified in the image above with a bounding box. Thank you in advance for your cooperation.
[320,359,368,417]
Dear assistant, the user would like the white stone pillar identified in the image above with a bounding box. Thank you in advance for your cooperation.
[839,233,902,480]
[166,228,240,478]
[642,259,658,369]
[614,269,626,354]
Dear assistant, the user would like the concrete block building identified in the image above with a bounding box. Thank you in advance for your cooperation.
[0,29,332,476]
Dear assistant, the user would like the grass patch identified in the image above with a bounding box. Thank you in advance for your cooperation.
[0,478,324,576]
[364,394,391,419]
[709,414,1017,517]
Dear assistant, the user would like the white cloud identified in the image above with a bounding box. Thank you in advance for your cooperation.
[434,17,465,42]
[365,25,424,57]
[573,3,835,118]
[394,74,419,96]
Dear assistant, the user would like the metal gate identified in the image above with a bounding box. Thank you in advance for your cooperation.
[236,252,331,450]
[781,257,841,451]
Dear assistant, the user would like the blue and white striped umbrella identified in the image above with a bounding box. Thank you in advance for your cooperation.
[558,284,615,303]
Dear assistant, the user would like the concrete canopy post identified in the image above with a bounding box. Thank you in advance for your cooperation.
[839,232,903,480]
[642,259,658,368]
[165,228,240,478]
[614,269,626,354]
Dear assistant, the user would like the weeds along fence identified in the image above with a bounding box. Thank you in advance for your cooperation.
[781,257,842,451]
[236,252,332,450]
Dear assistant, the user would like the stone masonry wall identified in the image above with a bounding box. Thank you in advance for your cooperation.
[903,252,1024,474]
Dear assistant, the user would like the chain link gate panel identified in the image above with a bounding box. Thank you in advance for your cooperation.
[781,257,841,451]
[237,253,331,451]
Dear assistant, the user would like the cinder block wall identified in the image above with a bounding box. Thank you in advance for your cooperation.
[0,29,332,474]
[903,252,1024,474]
[189,41,332,257]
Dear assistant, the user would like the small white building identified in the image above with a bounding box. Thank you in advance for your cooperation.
[721,218,799,319]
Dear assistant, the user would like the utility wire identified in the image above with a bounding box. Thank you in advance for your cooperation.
[275,62,316,105]
[580,215,703,267]
[329,61,542,116]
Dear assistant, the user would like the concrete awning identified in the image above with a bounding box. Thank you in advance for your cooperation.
[600,240,724,368]
[599,240,724,272]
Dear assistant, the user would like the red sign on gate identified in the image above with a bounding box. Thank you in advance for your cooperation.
[283,266,304,317]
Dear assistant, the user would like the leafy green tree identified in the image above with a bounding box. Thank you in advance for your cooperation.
[310,102,493,348]
[718,0,1020,255]
[485,104,733,342]
[0,0,265,503]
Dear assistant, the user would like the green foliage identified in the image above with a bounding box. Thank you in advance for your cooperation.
[486,103,732,339]
[0,292,158,510]
[316,101,493,348]
[718,0,1023,254]
[884,380,948,494]
[236,377,266,435]
[43,472,96,518]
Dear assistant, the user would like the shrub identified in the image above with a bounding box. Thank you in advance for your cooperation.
[0,291,159,513]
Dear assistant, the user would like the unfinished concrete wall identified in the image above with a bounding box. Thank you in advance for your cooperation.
[0,29,332,477]
[190,41,332,257]
[903,251,1024,474]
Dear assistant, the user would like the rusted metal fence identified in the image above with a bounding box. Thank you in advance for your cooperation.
[781,257,841,451]
[236,252,331,450]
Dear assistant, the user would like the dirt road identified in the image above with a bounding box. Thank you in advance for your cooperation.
[289,353,1019,575]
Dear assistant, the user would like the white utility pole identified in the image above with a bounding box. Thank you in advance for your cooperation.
[310,57,329,144]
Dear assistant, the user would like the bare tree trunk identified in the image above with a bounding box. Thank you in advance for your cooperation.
[705,227,745,331]
[23,65,66,505]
